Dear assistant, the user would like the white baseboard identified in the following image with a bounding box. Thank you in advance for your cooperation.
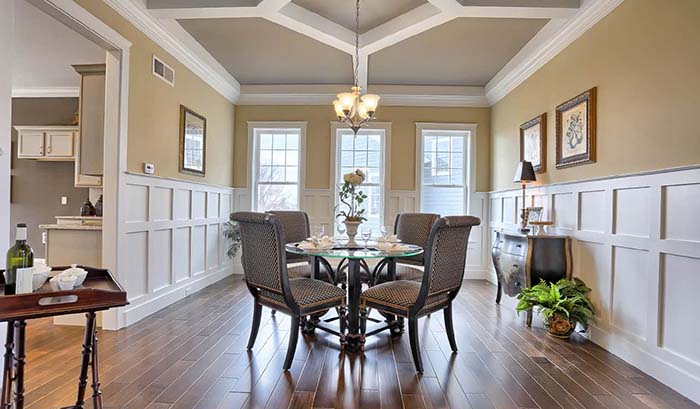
[120,263,235,327]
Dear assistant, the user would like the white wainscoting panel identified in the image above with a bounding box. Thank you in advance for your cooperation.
[488,166,700,404]
[120,173,236,327]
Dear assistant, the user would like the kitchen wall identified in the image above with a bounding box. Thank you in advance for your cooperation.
[490,0,700,191]
[10,98,88,258]
[234,105,491,191]
[75,0,236,188]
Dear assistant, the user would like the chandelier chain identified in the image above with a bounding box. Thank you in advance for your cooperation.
[354,0,359,88]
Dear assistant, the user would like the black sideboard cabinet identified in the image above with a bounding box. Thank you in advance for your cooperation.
[492,231,572,326]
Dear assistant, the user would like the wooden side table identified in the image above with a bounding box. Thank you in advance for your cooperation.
[0,267,127,409]
[492,231,572,326]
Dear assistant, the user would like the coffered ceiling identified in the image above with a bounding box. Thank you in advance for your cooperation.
[118,0,622,105]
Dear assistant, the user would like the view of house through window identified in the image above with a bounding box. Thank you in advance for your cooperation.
[252,128,302,212]
[420,129,470,216]
[335,128,386,234]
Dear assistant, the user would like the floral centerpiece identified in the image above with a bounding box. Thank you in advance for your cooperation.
[336,169,367,241]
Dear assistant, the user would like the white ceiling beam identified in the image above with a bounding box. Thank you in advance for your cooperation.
[361,11,457,56]
[361,3,442,50]
[149,6,259,19]
[257,0,292,13]
[426,0,464,13]
[268,3,356,54]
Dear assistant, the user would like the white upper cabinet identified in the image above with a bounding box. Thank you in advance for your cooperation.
[14,126,77,160]
[46,130,75,157]
[17,130,45,158]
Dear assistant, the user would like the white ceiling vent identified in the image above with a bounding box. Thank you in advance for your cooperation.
[152,55,175,86]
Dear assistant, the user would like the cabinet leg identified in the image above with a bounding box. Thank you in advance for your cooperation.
[495,280,502,304]
[1,321,15,409]
[13,321,27,409]
[73,312,97,409]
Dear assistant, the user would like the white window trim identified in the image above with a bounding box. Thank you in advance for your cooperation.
[330,121,392,228]
[415,122,478,216]
[247,121,307,212]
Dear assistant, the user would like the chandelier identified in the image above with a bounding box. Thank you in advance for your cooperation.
[332,0,380,134]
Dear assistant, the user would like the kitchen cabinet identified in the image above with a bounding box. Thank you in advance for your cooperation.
[73,64,105,177]
[14,126,77,160]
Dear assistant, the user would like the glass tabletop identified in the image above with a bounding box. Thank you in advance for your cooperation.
[285,241,424,259]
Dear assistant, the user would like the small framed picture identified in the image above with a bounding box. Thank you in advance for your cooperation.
[520,113,547,173]
[179,105,206,176]
[556,87,596,168]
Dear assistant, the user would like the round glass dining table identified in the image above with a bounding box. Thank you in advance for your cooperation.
[285,242,423,352]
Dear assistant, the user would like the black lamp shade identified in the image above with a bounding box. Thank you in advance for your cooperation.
[513,160,537,183]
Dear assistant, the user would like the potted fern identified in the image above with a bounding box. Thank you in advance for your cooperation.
[516,278,595,338]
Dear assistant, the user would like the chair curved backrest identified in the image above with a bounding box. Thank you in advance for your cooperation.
[230,212,295,307]
[267,210,310,263]
[415,216,481,311]
[394,212,440,266]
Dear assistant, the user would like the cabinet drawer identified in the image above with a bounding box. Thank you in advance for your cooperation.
[502,236,528,257]
[496,252,526,296]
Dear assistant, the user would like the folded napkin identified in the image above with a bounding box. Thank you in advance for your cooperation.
[377,234,400,243]
[299,236,334,250]
[376,242,410,252]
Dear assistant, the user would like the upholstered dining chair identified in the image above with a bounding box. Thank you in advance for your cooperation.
[231,212,346,370]
[267,210,334,283]
[373,212,440,285]
[361,216,481,372]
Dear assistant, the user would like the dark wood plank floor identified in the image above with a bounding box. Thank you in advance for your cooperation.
[19,276,698,409]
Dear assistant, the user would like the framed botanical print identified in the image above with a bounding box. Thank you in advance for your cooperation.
[520,113,547,173]
[556,87,597,168]
[179,105,206,176]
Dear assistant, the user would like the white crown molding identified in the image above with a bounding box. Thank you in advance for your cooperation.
[11,86,80,98]
[102,0,241,103]
[485,0,624,105]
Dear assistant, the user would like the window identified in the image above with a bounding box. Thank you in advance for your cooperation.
[249,122,306,212]
[332,124,389,234]
[417,124,475,216]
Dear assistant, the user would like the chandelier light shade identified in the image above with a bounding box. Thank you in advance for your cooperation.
[333,0,380,134]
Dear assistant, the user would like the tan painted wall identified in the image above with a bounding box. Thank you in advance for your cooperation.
[75,0,235,187]
[490,0,700,191]
[234,105,491,191]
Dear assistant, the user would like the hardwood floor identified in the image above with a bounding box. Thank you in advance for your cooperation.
[19,276,698,409]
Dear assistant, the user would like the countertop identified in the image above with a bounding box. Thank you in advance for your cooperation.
[39,224,102,231]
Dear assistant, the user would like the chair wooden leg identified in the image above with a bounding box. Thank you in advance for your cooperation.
[408,316,423,373]
[444,303,458,352]
[339,307,347,346]
[247,302,263,350]
[284,316,300,370]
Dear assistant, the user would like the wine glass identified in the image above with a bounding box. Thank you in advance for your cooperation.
[313,225,325,239]
[361,227,372,248]
[380,225,389,240]
[336,223,346,245]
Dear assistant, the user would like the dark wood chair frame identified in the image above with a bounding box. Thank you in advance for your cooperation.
[360,216,480,372]
[233,212,347,370]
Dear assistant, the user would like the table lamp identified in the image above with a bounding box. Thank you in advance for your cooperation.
[513,160,536,232]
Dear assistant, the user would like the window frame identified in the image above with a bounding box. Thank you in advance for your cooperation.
[330,121,391,231]
[247,121,307,212]
[415,122,477,216]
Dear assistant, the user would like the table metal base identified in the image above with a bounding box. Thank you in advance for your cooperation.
[1,312,103,409]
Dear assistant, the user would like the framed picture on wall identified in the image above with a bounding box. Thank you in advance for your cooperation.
[179,105,206,176]
[520,113,547,173]
[555,87,597,168]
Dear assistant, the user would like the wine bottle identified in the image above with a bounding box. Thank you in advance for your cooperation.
[5,223,34,295]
